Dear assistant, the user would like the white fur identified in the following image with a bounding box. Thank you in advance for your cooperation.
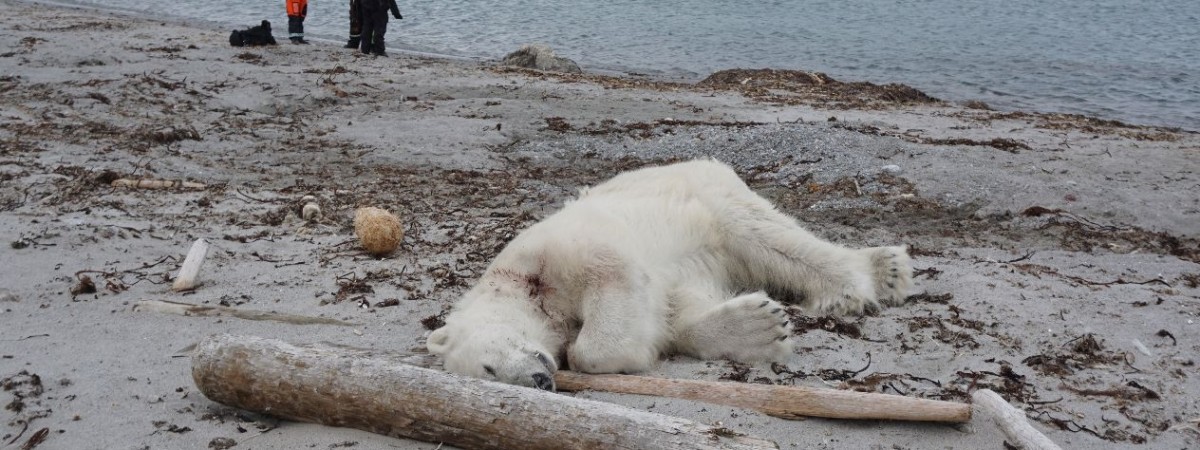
[427,159,913,388]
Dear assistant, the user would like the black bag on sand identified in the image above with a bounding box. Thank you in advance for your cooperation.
[230,20,278,47]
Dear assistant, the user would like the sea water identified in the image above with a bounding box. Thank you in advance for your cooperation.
[61,0,1200,129]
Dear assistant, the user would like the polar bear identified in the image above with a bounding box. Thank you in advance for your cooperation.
[427,159,912,390]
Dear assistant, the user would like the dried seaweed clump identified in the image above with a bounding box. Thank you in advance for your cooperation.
[698,68,939,107]
[1022,333,1125,376]
[354,207,403,257]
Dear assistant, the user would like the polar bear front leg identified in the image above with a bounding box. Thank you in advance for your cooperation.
[725,204,913,314]
[566,273,665,374]
[673,291,794,363]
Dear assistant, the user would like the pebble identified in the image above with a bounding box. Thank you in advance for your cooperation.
[0,289,17,302]
[881,164,902,174]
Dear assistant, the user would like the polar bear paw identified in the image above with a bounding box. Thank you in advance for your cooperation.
[864,245,913,306]
[676,292,794,363]
[802,246,913,315]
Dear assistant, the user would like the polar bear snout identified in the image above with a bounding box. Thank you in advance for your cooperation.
[531,372,555,391]
[492,352,558,391]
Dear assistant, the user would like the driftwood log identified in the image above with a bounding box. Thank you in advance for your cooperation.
[554,371,970,422]
[972,389,1062,450]
[192,334,777,450]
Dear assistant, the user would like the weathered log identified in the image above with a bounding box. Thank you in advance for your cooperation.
[971,389,1062,450]
[171,238,209,291]
[111,178,206,189]
[192,334,777,450]
[554,371,970,422]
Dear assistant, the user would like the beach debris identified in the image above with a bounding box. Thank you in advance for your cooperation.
[1155,329,1176,345]
[0,289,18,302]
[963,100,992,110]
[500,44,582,74]
[111,178,206,189]
[419,312,446,330]
[972,389,1063,450]
[786,310,868,340]
[354,207,403,257]
[69,275,96,297]
[1022,333,1125,376]
[881,164,902,175]
[2,370,51,449]
[553,370,969,423]
[185,336,755,450]
[134,300,357,326]
[208,437,237,450]
[698,68,938,107]
[300,195,321,221]
[18,427,49,450]
[1131,339,1153,357]
[172,239,210,292]
[917,136,1029,153]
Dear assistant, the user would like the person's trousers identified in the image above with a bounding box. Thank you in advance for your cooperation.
[348,0,361,41]
[359,11,388,53]
[287,15,305,40]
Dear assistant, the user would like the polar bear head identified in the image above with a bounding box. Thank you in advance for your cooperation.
[427,320,559,390]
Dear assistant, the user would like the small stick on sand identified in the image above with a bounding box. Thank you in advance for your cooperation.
[111,178,207,189]
[555,371,971,423]
[972,389,1063,450]
[134,300,357,326]
[172,239,210,292]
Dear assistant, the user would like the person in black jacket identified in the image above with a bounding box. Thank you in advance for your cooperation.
[359,0,402,56]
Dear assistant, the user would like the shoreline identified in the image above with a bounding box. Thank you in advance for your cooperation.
[32,0,1199,132]
[2,0,1198,449]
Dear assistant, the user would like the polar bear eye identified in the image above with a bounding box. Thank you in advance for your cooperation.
[533,352,555,372]
[482,365,496,377]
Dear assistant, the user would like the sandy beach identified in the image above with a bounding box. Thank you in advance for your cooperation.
[2,1,1198,449]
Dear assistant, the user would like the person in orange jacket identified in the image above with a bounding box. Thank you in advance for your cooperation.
[286,0,309,44]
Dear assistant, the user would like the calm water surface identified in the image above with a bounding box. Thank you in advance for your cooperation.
[63,0,1200,129]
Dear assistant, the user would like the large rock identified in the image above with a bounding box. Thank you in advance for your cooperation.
[500,44,582,74]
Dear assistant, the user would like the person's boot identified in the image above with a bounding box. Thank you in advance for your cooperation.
[373,43,387,57]
[291,37,309,45]
[344,36,360,49]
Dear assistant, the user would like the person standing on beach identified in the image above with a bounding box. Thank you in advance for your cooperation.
[358,0,402,56]
[286,0,309,44]
[345,0,362,48]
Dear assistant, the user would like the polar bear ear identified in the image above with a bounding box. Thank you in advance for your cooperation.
[426,326,452,354]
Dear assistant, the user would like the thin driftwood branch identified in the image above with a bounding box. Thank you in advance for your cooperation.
[171,238,210,291]
[134,300,356,326]
[554,371,971,423]
[192,334,777,450]
[972,389,1063,450]
[111,178,206,189]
